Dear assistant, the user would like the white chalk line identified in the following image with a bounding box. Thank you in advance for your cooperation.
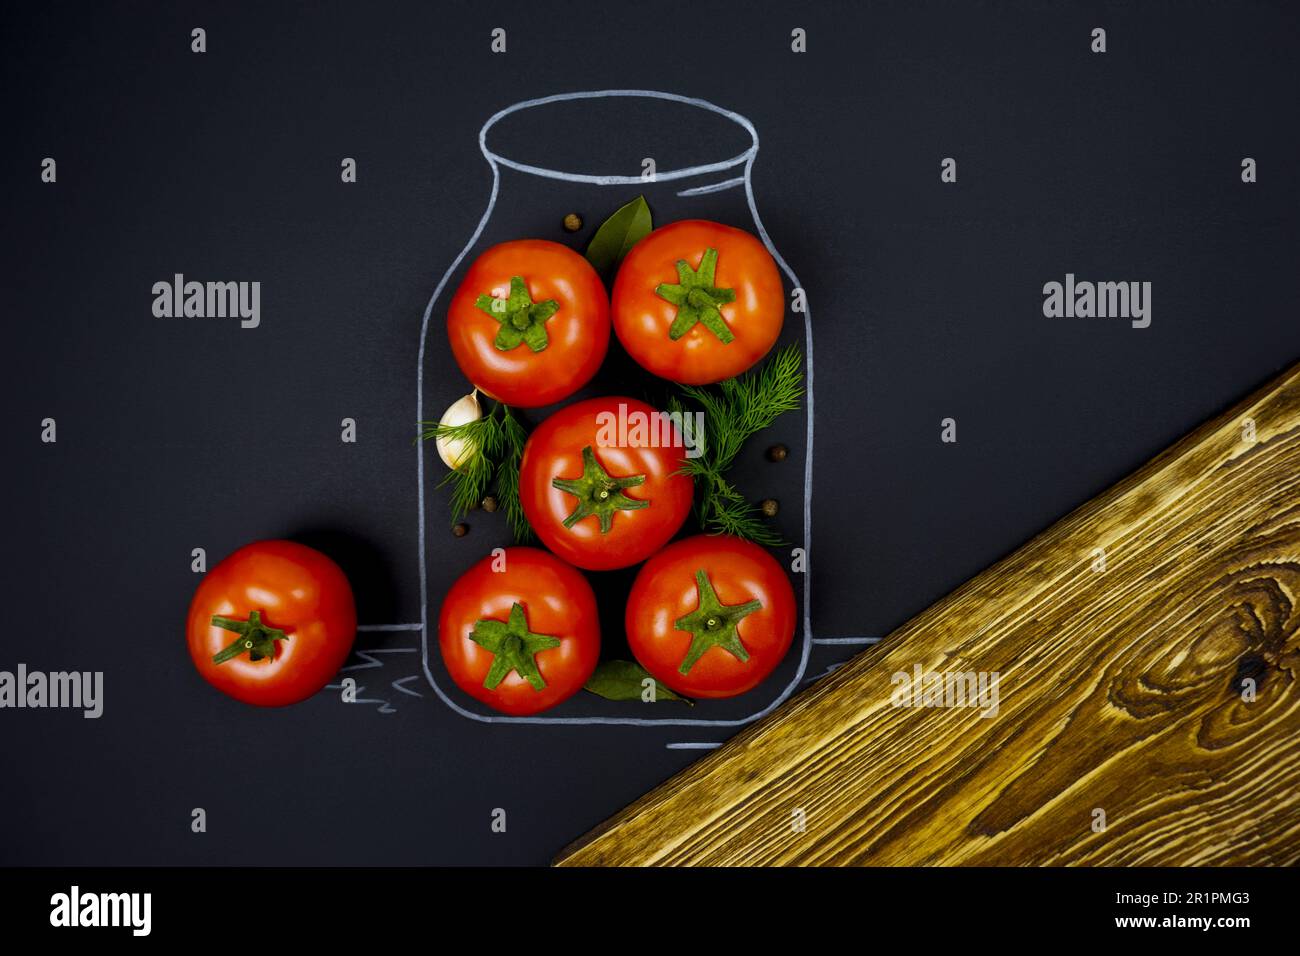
[666,742,723,750]
[676,175,745,197]
[340,648,418,673]
[803,662,849,684]
[324,654,423,711]
[415,90,817,726]
[357,623,423,632]
[391,675,425,698]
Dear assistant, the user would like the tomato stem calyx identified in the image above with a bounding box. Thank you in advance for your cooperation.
[655,248,737,343]
[673,570,761,674]
[475,276,559,353]
[210,610,289,665]
[552,445,650,533]
[469,602,561,691]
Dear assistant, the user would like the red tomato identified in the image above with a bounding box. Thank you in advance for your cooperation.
[519,396,694,571]
[612,220,784,384]
[447,239,610,407]
[626,535,796,698]
[438,547,600,716]
[186,540,356,707]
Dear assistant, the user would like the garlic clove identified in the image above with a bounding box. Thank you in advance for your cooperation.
[436,391,483,471]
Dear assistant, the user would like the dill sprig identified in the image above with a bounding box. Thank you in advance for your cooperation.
[495,406,533,542]
[671,344,804,546]
[418,400,534,541]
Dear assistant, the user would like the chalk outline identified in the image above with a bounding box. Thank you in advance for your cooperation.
[416,90,817,726]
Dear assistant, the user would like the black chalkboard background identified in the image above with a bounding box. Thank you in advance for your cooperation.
[2,1,1297,866]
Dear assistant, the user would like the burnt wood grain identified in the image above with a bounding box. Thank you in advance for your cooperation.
[556,362,1300,866]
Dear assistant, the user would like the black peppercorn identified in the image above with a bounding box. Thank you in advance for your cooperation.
[766,444,788,463]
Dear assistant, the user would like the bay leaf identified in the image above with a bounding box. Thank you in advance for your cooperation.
[584,195,652,276]
[584,660,691,704]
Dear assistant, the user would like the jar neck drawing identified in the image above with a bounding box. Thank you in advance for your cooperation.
[479,89,759,190]
[464,90,769,238]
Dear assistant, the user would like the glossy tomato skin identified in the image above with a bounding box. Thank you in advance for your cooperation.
[447,239,610,407]
[519,396,694,571]
[438,547,600,716]
[186,540,356,707]
[612,220,784,385]
[626,535,796,699]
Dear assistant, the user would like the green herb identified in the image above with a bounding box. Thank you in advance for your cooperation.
[418,401,534,541]
[584,660,692,704]
[671,345,804,546]
[585,195,652,275]
[495,406,532,542]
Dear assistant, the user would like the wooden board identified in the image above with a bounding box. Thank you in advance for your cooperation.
[556,362,1300,866]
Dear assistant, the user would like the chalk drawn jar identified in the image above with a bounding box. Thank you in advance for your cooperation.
[416,91,814,728]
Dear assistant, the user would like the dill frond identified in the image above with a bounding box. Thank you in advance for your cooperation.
[497,406,534,542]
[673,346,804,545]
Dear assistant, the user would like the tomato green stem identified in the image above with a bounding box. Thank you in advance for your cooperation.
[469,602,561,690]
[475,276,559,352]
[673,570,761,674]
[655,248,736,343]
[211,610,289,664]
[551,445,649,533]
